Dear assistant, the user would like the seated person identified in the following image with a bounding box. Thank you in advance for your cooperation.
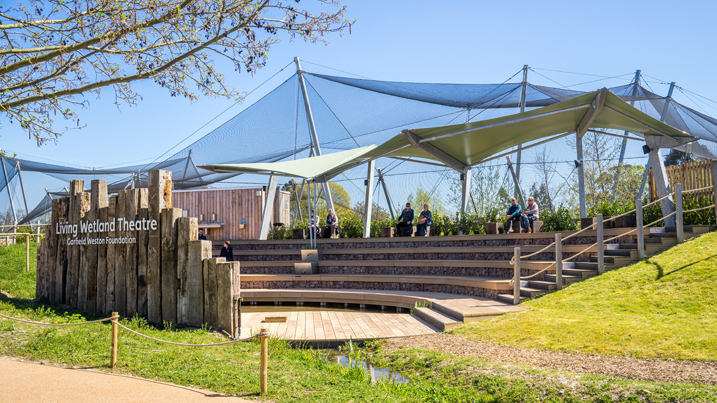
[505,197,522,233]
[416,204,432,236]
[396,203,414,237]
[520,197,539,233]
[198,228,207,240]
[322,209,338,238]
[219,240,233,262]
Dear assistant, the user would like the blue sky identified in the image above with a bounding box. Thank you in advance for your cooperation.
[3,0,717,208]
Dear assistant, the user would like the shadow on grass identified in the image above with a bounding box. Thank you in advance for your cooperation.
[647,253,717,280]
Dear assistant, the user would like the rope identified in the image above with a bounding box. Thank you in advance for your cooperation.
[682,185,715,195]
[509,262,557,285]
[510,223,596,265]
[683,204,716,214]
[0,313,118,326]
[112,320,265,347]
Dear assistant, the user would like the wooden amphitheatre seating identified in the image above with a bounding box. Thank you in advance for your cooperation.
[210,225,715,329]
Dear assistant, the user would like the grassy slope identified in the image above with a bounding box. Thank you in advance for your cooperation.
[453,231,717,361]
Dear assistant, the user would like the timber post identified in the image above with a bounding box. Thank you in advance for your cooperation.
[110,312,119,369]
[260,327,268,394]
[596,214,604,275]
[513,247,521,305]
[636,199,645,260]
[555,233,562,290]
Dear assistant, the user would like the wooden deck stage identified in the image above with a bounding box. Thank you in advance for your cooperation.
[239,291,526,342]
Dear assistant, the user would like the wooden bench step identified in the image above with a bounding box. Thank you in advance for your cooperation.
[413,307,462,331]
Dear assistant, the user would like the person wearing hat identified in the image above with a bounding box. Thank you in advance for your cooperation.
[219,240,233,262]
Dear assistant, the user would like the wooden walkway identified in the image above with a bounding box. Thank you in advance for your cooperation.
[240,310,438,342]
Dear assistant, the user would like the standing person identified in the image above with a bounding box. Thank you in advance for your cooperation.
[322,209,338,238]
[505,197,522,233]
[396,203,414,237]
[308,210,319,239]
[416,204,433,236]
[198,228,207,240]
[219,241,233,262]
[521,197,540,233]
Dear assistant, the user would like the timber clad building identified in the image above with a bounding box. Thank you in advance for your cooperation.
[172,188,290,240]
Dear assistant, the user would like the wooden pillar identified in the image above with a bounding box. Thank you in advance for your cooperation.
[97,205,109,314]
[176,217,198,325]
[88,180,108,313]
[78,192,91,311]
[185,240,210,327]
[125,189,140,317]
[47,198,58,302]
[106,195,117,311]
[67,180,84,309]
[161,208,182,324]
[202,257,225,328]
[114,190,127,317]
[137,206,149,317]
[216,261,240,336]
[148,170,171,324]
[54,197,69,304]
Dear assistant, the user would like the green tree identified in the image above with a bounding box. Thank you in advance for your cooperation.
[0,0,350,146]
[664,149,694,167]
[407,186,446,217]
[290,182,351,225]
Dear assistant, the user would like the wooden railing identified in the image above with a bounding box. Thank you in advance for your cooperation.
[649,159,715,201]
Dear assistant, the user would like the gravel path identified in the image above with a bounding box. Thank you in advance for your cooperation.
[385,333,717,385]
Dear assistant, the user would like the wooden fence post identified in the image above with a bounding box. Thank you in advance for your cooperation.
[675,183,684,243]
[555,233,562,290]
[110,312,118,369]
[513,247,521,305]
[35,220,40,243]
[26,234,30,272]
[596,214,604,274]
[636,199,645,260]
[260,327,268,394]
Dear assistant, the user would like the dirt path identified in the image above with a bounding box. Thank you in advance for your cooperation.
[0,358,254,402]
[385,333,717,385]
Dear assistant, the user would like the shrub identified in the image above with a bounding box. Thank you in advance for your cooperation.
[339,215,363,238]
[541,205,579,232]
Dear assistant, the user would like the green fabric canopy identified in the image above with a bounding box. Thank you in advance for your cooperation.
[199,145,377,180]
[199,89,694,181]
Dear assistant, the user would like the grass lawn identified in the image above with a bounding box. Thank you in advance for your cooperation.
[453,231,717,361]
[1,242,716,402]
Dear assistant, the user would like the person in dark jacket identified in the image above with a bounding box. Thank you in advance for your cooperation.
[322,209,338,238]
[198,228,207,240]
[396,203,414,237]
[505,197,522,233]
[219,240,233,262]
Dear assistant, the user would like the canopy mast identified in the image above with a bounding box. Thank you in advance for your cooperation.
[513,64,528,200]
[294,57,336,215]
[611,70,641,200]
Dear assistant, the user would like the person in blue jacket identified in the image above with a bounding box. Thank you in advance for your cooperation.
[505,197,522,233]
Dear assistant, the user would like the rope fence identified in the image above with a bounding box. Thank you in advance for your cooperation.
[509,182,717,291]
[0,311,271,394]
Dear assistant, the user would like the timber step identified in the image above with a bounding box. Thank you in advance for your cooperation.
[413,307,462,331]
[496,293,526,304]
[520,287,547,298]
[528,280,558,291]
[544,274,582,284]
[561,268,599,278]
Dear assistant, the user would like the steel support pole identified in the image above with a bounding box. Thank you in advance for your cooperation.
[637,160,651,200]
[514,65,528,200]
[15,161,29,215]
[363,160,376,238]
[596,214,604,274]
[612,70,641,201]
[461,167,472,216]
[506,156,525,207]
[294,57,335,213]
[513,247,521,305]
[258,175,278,240]
[676,183,684,243]
[576,133,587,218]
[377,168,395,220]
[290,180,303,223]
[182,149,193,182]
[555,233,563,290]
[648,147,676,227]
[1,157,18,228]
[636,199,645,260]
